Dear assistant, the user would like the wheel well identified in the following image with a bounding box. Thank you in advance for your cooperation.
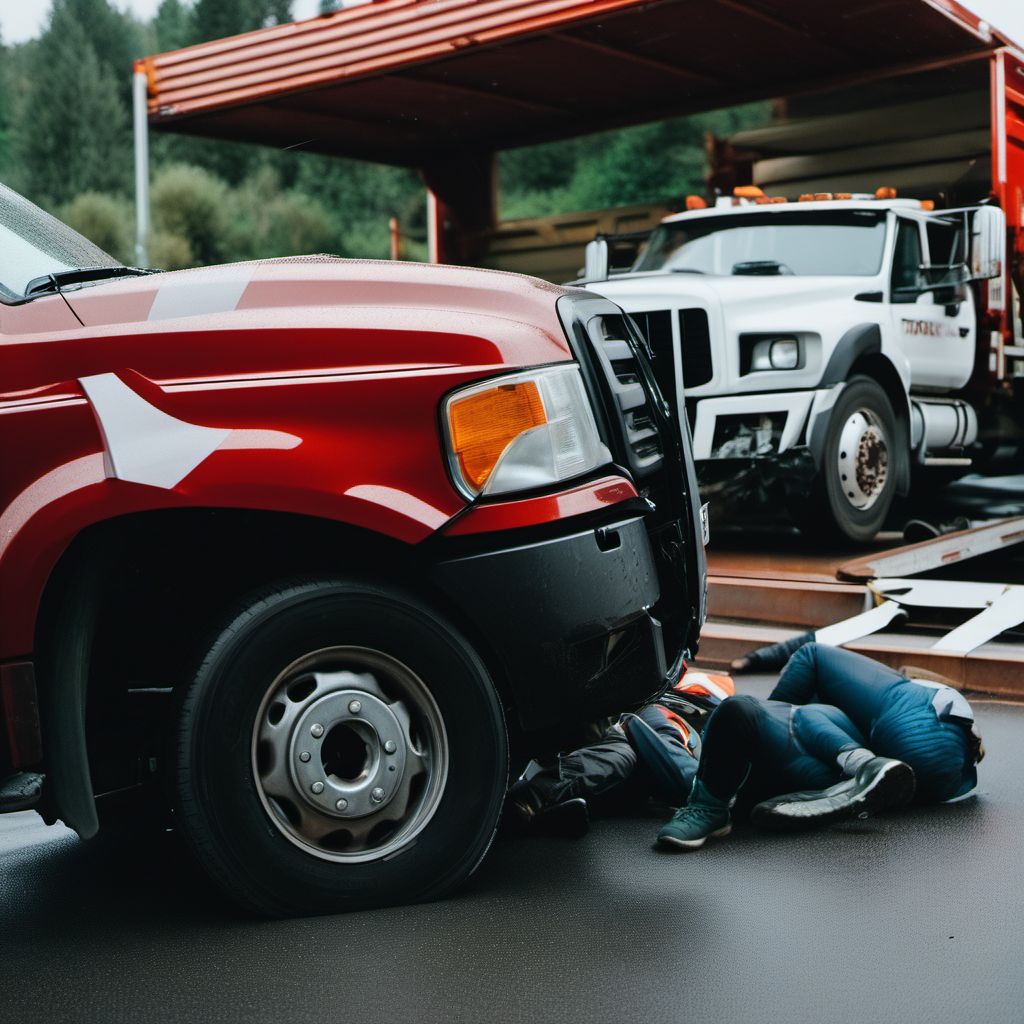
[35,509,515,826]
[847,354,912,494]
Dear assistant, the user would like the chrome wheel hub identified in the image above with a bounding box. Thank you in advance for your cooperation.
[289,688,409,819]
[253,647,448,863]
[836,408,889,511]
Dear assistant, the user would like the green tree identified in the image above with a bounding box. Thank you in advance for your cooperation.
[59,0,146,107]
[9,7,131,207]
[191,0,293,42]
[294,156,424,257]
[153,0,194,52]
[500,103,770,218]
[224,166,337,259]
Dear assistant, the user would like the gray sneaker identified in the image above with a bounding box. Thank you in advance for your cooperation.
[751,757,916,832]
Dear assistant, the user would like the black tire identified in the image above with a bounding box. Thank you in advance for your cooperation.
[794,375,901,544]
[174,578,508,917]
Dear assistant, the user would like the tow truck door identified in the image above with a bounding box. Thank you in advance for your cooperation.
[889,216,974,389]
[992,49,1024,369]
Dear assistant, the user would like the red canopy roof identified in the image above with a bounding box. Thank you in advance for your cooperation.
[142,0,1012,165]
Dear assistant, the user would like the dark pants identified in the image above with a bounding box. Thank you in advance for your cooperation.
[697,694,863,806]
[512,705,694,814]
[770,644,971,803]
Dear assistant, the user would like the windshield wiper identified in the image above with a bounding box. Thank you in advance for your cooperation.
[669,268,706,274]
[24,265,158,298]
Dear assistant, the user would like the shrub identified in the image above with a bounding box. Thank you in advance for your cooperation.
[151,163,228,265]
[59,191,133,263]
[148,231,194,270]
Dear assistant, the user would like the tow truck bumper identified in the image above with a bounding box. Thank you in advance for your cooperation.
[691,386,842,462]
[431,515,671,731]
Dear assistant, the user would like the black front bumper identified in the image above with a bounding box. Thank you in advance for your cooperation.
[431,515,668,731]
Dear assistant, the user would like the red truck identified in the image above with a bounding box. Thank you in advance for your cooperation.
[0,183,706,915]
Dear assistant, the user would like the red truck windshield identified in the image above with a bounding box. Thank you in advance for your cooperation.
[634,209,887,277]
[0,182,120,301]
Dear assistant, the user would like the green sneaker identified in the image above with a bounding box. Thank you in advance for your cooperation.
[657,779,731,850]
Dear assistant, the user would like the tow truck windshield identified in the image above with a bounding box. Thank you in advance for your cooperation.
[634,209,887,277]
[0,182,123,301]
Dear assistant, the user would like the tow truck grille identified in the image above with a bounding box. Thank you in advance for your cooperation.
[588,313,664,479]
[631,308,713,391]
[679,309,713,387]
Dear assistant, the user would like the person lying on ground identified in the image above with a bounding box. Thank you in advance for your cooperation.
[504,672,735,837]
[658,644,983,850]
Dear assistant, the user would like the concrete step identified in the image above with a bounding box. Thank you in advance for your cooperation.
[695,619,1024,699]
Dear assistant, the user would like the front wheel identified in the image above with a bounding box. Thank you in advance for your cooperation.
[174,579,508,917]
[794,376,901,544]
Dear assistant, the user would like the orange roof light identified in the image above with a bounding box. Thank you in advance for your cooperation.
[835,192,852,200]
[814,193,833,201]
[920,199,935,211]
[448,381,546,490]
[733,185,765,199]
[770,196,787,204]
[685,194,707,210]
[875,186,897,199]
[798,194,815,202]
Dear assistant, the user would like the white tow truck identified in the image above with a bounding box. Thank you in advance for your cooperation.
[580,190,1021,541]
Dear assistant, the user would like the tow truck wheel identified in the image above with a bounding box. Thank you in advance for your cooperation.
[797,376,899,543]
[173,578,508,917]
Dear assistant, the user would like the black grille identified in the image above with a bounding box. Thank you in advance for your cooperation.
[588,314,664,478]
[679,308,713,388]
[631,310,676,413]
[630,308,713,393]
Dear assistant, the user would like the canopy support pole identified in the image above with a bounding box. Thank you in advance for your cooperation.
[132,63,151,267]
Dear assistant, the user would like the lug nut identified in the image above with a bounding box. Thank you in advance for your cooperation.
[370,787,385,803]
[310,723,324,738]
[348,700,362,714]
[336,798,348,812]
[299,751,311,763]
[384,740,397,754]
[311,782,324,795]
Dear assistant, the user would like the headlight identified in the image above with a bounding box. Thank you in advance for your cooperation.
[742,335,801,373]
[444,365,612,498]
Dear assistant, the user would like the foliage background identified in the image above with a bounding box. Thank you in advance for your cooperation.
[0,0,767,268]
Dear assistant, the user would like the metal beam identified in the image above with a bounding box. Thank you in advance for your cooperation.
[553,32,725,87]
[397,71,572,115]
[715,0,860,61]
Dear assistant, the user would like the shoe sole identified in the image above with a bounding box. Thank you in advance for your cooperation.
[752,761,916,832]
[657,824,731,850]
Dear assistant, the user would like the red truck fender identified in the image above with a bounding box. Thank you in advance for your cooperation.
[0,365,473,661]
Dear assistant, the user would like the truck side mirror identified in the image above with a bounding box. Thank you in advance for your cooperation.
[583,238,610,282]
[968,205,1006,280]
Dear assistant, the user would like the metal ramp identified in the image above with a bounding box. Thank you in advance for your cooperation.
[697,520,1024,698]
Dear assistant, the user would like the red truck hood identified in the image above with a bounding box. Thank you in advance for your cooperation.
[4,257,575,392]
[63,256,568,334]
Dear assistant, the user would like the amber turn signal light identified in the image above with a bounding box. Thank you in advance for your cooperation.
[448,381,547,490]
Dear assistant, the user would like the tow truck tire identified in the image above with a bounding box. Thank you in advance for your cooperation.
[797,376,899,544]
[174,578,508,918]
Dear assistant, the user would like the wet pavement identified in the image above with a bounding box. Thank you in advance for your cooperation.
[1,674,1022,1024]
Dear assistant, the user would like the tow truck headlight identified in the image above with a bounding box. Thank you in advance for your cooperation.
[743,335,801,373]
[444,365,612,498]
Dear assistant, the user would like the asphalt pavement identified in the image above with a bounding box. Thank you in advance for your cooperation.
[1,674,1022,1024]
